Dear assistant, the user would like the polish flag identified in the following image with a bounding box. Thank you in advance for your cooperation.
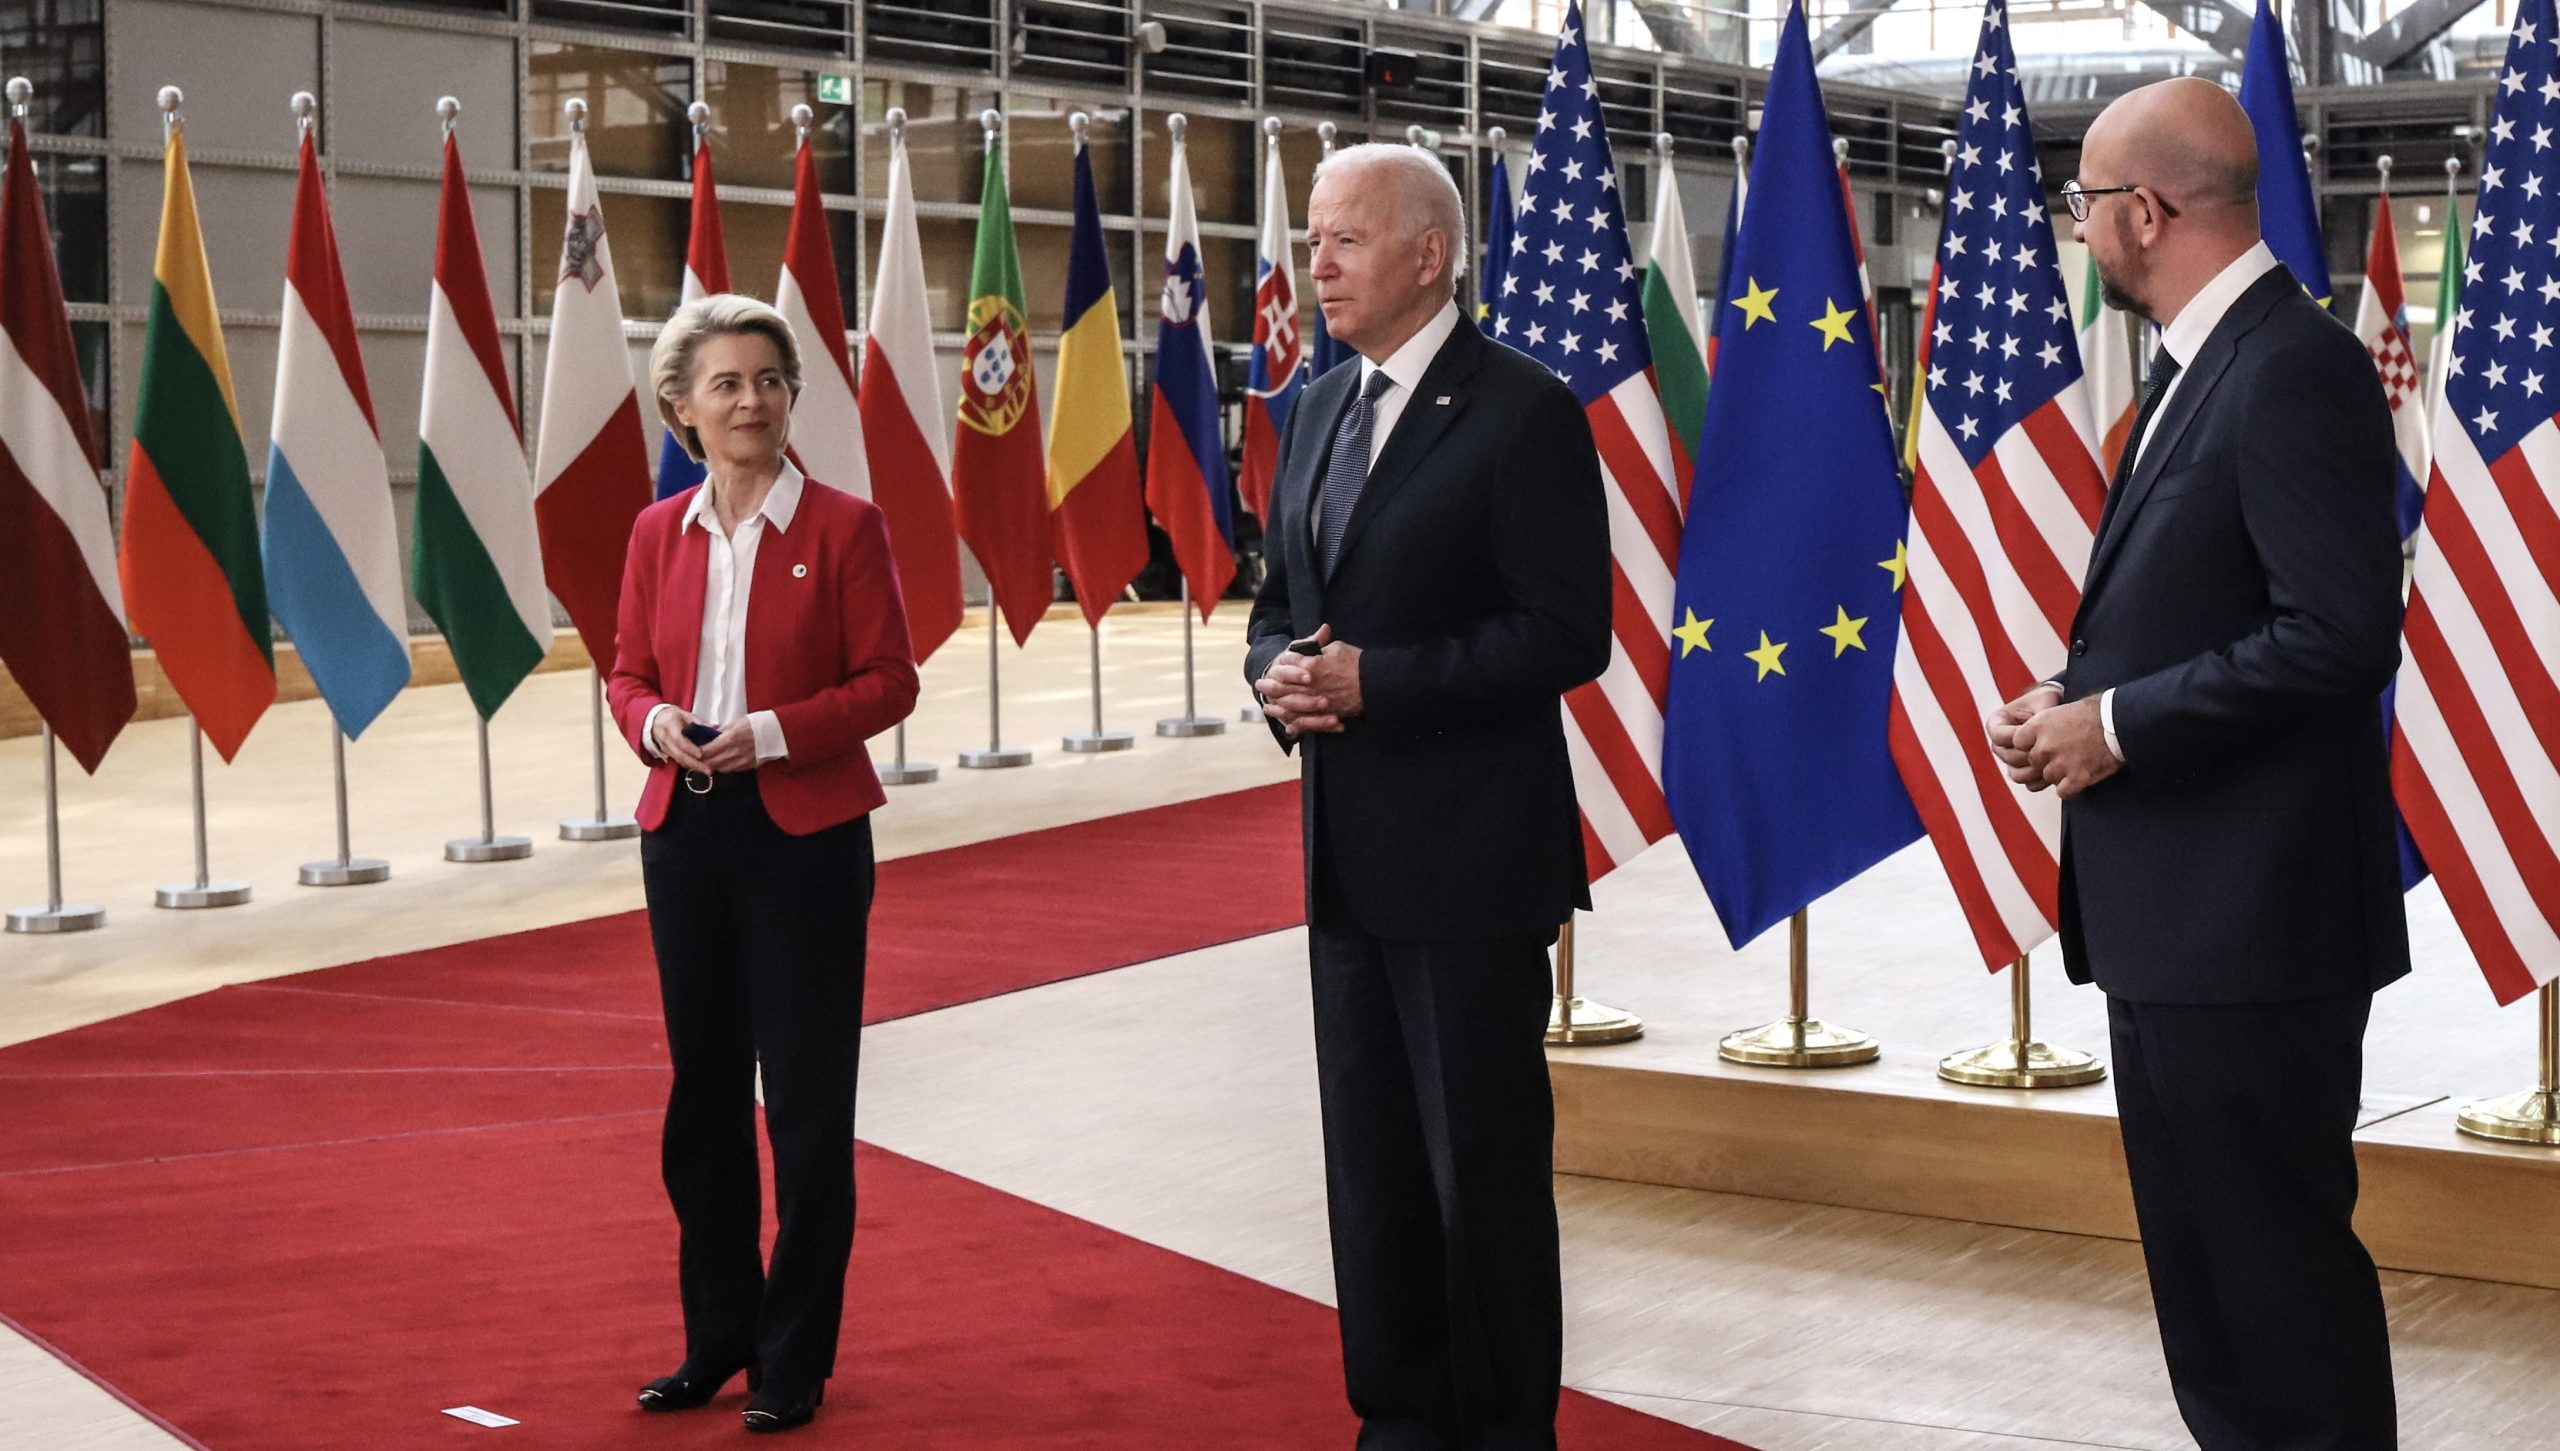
[858,118,964,663]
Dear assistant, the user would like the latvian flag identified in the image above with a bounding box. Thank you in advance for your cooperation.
[1142,120,1236,617]
[263,123,411,739]
[414,123,554,720]
[656,128,729,501]
[0,106,134,772]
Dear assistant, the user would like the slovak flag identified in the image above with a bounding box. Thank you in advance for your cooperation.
[2354,192,2430,538]
[1239,126,1304,523]
[654,127,730,500]
[1142,120,1235,616]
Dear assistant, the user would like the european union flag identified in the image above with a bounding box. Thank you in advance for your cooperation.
[1478,148,1513,333]
[1661,0,1921,948]
[2239,0,2333,303]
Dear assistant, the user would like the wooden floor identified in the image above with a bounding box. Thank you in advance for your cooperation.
[6,607,2558,1450]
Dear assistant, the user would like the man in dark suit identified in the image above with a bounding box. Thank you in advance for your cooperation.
[1245,142,1611,1451]
[1987,79,2409,1449]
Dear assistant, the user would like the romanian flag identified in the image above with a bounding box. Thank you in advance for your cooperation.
[1143,122,1236,618]
[119,119,274,762]
[1045,129,1148,630]
[953,130,1055,647]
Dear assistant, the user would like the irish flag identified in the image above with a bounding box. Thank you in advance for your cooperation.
[1046,124,1149,629]
[119,118,274,762]
[263,125,411,740]
[858,115,965,663]
[953,127,1055,647]
[532,124,650,672]
[1641,145,1706,495]
[415,127,553,720]
[656,127,730,501]
[2079,252,2139,476]
[0,106,134,773]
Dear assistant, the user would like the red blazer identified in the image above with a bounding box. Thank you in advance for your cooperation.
[607,477,919,835]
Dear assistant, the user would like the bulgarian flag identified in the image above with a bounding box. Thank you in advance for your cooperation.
[119,117,274,762]
[1046,122,1149,630]
[858,116,965,663]
[655,128,729,501]
[953,127,1055,647]
[263,125,411,740]
[414,127,553,720]
[776,130,871,501]
[1641,145,1707,497]
[0,106,135,773]
[531,124,650,673]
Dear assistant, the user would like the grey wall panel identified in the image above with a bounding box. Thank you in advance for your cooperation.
[111,162,295,331]
[354,331,427,479]
[329,20,518,174]
[112,0,319,156]
[327,176,518,326]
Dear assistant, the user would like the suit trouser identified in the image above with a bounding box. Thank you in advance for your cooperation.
[640,776,874,1394]
[2108,993,2395,1451]
[1308,860,1563,1451]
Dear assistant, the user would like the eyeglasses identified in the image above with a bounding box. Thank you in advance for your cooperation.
[2060,180,2172,223]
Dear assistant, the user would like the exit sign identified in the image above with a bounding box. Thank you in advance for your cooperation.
[816,75,852,105]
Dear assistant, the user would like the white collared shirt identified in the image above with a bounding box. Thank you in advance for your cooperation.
[1311,298,1466,543]
[2090,240,2281,762]
[642,462,800,765]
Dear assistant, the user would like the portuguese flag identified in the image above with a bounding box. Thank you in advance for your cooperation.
[118,121,274,762]
[951,137,1054,648]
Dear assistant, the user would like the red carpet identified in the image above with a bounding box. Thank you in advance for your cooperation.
[0,783,1747,1450]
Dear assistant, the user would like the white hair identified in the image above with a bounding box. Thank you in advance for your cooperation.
[1312,142,1469,286]
[649,292,803,462]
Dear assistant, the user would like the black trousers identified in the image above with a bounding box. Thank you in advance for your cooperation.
[2108,993,2396,1451]
[639,777,874,1394]
[1309,860,1562,1451]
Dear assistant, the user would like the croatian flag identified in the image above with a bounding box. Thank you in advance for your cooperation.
[2353,192,2429,538]
[262,125,411,738]
[1239,126,1303,523]
[1142,120,1235,615]
[654,129,730,500]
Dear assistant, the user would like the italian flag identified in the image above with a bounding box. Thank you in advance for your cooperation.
[118,120,273,762]
[1641,148,1707,497]
[531,127,650,674]
[414,130,553,720]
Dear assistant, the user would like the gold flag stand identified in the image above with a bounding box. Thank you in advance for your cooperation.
[1546,917,1643,1045]
[2456,982,2560,1146]
[1718,909,1878,1067]
[1937,952,2104,1088]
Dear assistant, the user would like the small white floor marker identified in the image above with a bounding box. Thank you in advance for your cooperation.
[442,1406,519,1428]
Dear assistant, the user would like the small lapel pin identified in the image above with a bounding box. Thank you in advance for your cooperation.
[792,563,808,579]
[1435,395,1452,406]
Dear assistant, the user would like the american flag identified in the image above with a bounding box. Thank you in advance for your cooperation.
[1887,0,2109,969]
[1491,0,1684,881]
[2391,0,2560,1006]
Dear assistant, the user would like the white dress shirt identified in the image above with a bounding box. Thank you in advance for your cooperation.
[2088,240,2280,762]
[1311,299,1466,543]
[643,462,799,765]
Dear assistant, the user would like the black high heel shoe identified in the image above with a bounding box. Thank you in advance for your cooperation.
[634,1357,757,1412]
[740,1380,824,1433]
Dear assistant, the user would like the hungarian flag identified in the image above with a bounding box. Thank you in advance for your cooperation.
[415,130,553,720]
[656,130,729,501]
[532,126,650,673]
[0,108,134,772]
[775,133,871,502]
[1238,128,1304,523]
[120,119,274,762]
[263,127,410,740]
[1641,146,1706,493]
[1143,127,1236,617]
[1046,128,1149,630]
[2079,253,2139,476]
[953,135,1055,647]
[859,120,965,663]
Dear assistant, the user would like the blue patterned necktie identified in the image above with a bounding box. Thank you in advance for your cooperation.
[1319,368,1398,576]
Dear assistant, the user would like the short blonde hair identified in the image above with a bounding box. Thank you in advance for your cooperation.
[649,293,803,462]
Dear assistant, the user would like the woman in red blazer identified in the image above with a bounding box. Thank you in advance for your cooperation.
[607,294,917,1435]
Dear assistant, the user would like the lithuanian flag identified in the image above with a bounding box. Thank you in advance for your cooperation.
[118,120,274,762]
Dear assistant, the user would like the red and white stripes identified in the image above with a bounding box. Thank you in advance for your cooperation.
[1566,373,1683,879]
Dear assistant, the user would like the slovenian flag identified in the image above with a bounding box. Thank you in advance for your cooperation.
[414,125,554,720]
[859,115,966,662]
[120,114,275,762]
[262,124,411,740]
[1238,126,1303,523]
[1142,120,1235,617]
[655,129,730,501]
[531,123,651,673]
[1046,123,1150,630]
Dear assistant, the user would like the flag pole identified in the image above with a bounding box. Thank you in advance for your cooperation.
[1156,579,1227,736]
[955,109,1033,771]
[156,717,251,908]
[7,726,107,933]
[1938,952,2104,1088]
[1546,914,1643,1045]
[877,103,941,786]
[299,725,391,886]
[447,712,534,860]
[1718,909,1878,1066]
[1064,620,1133,752]
[560,665,639,839]
[2456,983,2560,1145]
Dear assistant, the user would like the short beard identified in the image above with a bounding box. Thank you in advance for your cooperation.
[2093,212,2151,321]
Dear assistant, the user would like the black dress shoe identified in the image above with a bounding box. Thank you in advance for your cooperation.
[741,1380,824,1434]
[634,1357,757,1412]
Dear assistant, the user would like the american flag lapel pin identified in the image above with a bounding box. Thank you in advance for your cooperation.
[1435,394,1452,405]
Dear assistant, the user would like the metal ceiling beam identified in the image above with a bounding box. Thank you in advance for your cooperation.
[1811,0,1903,61]
[2129,0,2255,60]
[2335,0,2488,68]
[1625,0,1713,56]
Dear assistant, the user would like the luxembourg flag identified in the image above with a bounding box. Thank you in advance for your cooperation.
[1141,120,1235,616]
[654,128,730,501]
[261,124,410,738]
[777,129,871,500]
[1238,126,1303,523]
